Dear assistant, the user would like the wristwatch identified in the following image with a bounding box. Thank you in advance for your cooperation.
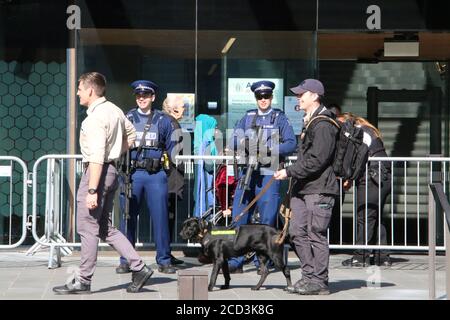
[88,188,97,195]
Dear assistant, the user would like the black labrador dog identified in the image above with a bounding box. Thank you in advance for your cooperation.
[180,217,292,291]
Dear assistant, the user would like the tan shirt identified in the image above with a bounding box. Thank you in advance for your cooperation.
[80,97,136,164]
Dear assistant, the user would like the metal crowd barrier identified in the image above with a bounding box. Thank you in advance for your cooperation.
[28,155,85,267]
[0,156,28,249]
[29,155,137,267]
[1,153,448,298]
[339,156,448,252]
[175,155,235,226]
[7,154,448,267]
[30,155,131,250]
[428,182,450,300]
[177,155,450,252]
[29,154,174,268]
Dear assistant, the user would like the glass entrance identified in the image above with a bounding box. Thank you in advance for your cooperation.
[75,0,318,244]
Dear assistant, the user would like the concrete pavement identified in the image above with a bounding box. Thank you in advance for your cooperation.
[0,249,447,300]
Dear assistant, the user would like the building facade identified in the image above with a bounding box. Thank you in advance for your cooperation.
[1,0,449,245]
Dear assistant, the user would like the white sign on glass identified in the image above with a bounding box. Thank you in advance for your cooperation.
[227,78,284,129]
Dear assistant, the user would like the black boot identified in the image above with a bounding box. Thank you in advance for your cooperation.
[296,282,330,295]
[285,278,309,293]
[342,254,370,267]
[53,278,91,295]
[170,254,184,265]
[158,264,177,274]
[127,265,154,293]
[375,253,392,267]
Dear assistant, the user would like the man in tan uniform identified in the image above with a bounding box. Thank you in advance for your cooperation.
[53,72,153,294]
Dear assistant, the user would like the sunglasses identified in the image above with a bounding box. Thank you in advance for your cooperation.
[135,93,153,99]
[255,93,272,100]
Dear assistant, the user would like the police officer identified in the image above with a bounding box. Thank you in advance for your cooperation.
[116,80,177,274]
[227,80,297,273]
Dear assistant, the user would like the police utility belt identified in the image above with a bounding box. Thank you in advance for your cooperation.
[131,158,163,173]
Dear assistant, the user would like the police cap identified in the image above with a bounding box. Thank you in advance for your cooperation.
[250,80,275,96]
[130,80,158,95]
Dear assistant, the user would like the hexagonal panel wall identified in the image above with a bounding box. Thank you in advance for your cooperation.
[0,60,67,158]
[0,61,67,234]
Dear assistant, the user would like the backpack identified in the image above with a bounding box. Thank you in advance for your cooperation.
[305,115,369,181]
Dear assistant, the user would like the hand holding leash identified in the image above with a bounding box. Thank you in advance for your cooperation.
[274,169,288,180]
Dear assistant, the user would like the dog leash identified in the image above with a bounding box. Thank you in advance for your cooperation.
[275,177,293,244]
[229,175,276,228]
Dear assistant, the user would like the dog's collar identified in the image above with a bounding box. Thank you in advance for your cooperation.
[197,228,208,239]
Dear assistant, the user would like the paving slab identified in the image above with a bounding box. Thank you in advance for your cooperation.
[0,251,447,300]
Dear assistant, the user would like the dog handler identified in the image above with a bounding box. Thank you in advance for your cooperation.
[274,79,339,295]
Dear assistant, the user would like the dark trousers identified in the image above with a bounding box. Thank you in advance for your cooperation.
[289,194,335,285]
[228,173,281,268]
[232,173,281,227]
[354,174,391,259]
[168,193,180,243]
[119,169,171,266]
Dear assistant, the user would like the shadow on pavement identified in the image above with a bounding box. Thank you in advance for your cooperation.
[330,279,395,293]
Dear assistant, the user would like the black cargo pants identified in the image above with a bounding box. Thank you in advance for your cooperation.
[354,171,391,259]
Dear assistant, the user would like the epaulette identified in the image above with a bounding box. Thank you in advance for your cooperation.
[127,107,137,116]
[272,108,284,115]
[127,107,138,123]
